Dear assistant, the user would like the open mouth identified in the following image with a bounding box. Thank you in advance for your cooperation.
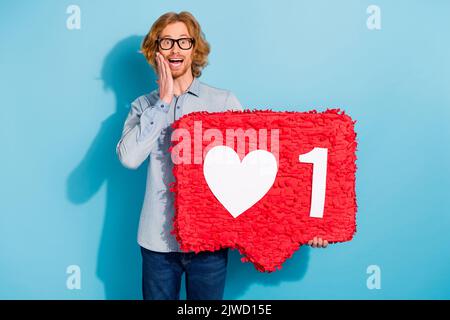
[168,58,184,68]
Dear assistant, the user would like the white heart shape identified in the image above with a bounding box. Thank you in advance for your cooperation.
[203,146,278,218]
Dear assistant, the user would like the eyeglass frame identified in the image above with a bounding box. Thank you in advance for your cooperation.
[155,37,195,50]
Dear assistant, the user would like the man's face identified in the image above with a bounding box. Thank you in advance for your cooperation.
[158,22,194,79]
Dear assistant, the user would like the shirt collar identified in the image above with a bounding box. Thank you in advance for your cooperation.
[187,77,200,97]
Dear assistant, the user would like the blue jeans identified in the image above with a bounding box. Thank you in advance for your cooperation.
[141,246,228,300]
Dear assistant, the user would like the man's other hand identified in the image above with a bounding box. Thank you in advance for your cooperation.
[308,237,329,248]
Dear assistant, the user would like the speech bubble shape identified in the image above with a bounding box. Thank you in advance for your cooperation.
[170,109,358,272]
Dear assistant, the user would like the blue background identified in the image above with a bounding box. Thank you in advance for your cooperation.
[1,0,449,299]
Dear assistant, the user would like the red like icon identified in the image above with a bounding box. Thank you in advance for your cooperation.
[170,109,357,272]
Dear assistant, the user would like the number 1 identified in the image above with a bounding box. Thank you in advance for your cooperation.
[299,147,328,218]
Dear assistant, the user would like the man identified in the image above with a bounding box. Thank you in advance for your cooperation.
[116,11,327,300]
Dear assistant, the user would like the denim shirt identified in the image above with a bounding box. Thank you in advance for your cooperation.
[116,77,243,252]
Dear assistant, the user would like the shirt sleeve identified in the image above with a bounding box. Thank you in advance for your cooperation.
[224,91,244,111]
[116,97,170,169]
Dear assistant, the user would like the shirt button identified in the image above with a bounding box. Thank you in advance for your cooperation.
[150,121,154,125]
[177,106,180,109]
[160,104,164,108]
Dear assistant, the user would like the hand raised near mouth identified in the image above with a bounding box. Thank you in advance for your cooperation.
[155,52,174,105]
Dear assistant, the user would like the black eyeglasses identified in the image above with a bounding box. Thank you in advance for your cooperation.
[156,37,195,50]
